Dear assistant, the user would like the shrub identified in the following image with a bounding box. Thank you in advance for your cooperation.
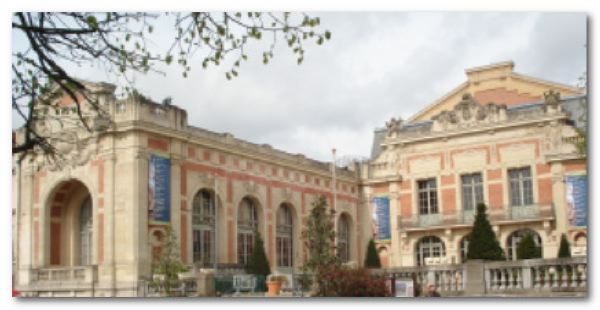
[558,234,572,258]
[517,233,542,260]
[466,203,505,260]
[320,267,391,297]
[364,239,382,268]
[245,231,271,277]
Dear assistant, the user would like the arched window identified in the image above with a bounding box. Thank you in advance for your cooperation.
[506,229,542,260]
[238,197,259,265]
[276,204,293,267]
[337,214,350,263]
[416,236,446,266]
[192,189,216,266]
[574,233,587,247]
[79,196,93,265]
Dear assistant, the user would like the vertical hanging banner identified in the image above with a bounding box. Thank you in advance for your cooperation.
[566,174,588,227]
[149,154,171,224]
[371,197,391,241]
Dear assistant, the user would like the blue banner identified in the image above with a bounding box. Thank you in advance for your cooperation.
[566,175,587,227]
[149,154,171,224]
[372,197,391,241]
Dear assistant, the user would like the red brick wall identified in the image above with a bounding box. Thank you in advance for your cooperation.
[400,193,412,217]
[474,87,541,106]
[537,178,553,204]
[442,188,456,214]
[147,138,169,152]
[488,183,504,209]
[536,163,551,175]
[487,169,502,180]
[441,174,455,186]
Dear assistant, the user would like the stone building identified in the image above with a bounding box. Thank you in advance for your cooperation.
[364,61,587,267]
[12,61,587,296]
[13,82,366,296]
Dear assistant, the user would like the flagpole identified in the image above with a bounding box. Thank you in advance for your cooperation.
[213,173,218,271]
[332,148,337,211]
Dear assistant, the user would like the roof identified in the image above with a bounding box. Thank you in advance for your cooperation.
[407,61,583,123]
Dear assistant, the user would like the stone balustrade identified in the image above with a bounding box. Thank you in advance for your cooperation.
[377,257,586,297]
[399,204,554,230]
[485,257,587,293]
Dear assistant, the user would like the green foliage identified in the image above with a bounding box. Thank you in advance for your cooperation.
[301,195,341,296]
[364,239,381,268]
[319,268,391,297]
[516,233,542,260]
[558,234,572,258]
[148,225,189,296]
[466,203,505,261]
[245,231,271,277]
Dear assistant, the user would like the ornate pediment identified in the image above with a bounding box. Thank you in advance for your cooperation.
[431,93,507,131]
[44,130,101,171]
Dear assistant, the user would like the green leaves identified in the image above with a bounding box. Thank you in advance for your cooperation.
[86,15,98,29]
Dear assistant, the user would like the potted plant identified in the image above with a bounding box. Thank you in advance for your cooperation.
[266,275,288,296]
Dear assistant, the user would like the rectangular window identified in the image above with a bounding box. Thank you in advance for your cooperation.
[417,179,438,215]
[461,173,484,211]
[508,167,533,206]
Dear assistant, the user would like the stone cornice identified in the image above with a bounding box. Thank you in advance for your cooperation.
[109,120,359,182]
[382,113,567,147]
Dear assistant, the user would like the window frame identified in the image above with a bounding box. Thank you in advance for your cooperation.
[461,172,484,211]
[508,167,534,207]
[417,178,439,215]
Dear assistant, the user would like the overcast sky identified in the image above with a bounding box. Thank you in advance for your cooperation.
[12,12,587,162]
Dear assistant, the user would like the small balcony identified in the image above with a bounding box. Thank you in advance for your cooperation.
[26,265,98,293]
[399,204,555,231]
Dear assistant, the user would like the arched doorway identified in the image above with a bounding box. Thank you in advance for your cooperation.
[45,179,93,266]
[416,236,446,266]
[506,229,542,260]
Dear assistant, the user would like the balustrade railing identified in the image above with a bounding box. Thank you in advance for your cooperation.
[33,265,97,283]
[485,257,587,292]
[378,257,586,296]
[400,204,554,230]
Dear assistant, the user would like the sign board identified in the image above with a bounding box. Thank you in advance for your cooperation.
[394,278,414,297]
[149,154,171,224]
[565,174,588,227]
[371,196,391,241]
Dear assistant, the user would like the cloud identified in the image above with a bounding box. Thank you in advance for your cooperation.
[12,12,587,162]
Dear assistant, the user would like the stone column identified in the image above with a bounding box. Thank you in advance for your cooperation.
[169,155,182,263]
[17,164,35,287]
[135,150,151,283]
[100,152,117,296]
[389,191,401,267]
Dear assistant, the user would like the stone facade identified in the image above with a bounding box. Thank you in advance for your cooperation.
[13,83,366,296]
[363,63,587,268]
[12,61,587,296]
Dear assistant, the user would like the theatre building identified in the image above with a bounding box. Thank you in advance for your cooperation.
[364,61,587,267]
[12,82,366,296]
[12,61,588,296]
